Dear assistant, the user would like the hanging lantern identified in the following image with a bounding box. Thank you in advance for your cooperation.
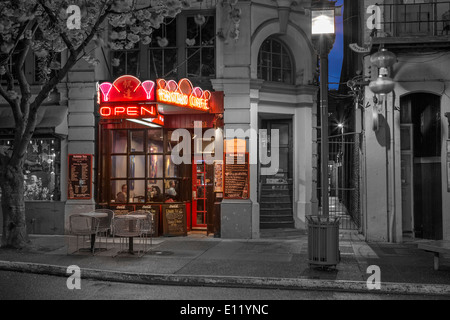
[369,75,395,95]
[369,48,397,95]
[370,48,397,69]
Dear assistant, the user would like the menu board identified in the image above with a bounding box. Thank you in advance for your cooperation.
[68,154,92,200]
[224,153,249,199]
[136,205,160,236]
[162,204,186,236]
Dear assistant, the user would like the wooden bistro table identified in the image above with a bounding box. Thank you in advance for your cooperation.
[78,211,108,253]
[114,214,147,255]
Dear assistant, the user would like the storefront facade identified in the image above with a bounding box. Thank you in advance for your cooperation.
[0,0,318,239]
[362,0,450,242]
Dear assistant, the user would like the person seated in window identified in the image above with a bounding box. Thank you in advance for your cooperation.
[116,184,127,203]
[148,185,161,202]
[164,194,175,203]
[167,180,177,197]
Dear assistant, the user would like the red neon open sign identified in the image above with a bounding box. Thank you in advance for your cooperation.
[99,104,157,119]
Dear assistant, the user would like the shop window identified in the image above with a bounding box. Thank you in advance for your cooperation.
[129,155,145,178]
[148,154,163,179]
[0,138,61,201]
[107,128,187,204]
[111,130,127,153]
[148,129,164,153]
[257,38,293,84]
[111,155,127,178]
[129,180,145,203]
[130,130,144,152]
[111,180,127,203]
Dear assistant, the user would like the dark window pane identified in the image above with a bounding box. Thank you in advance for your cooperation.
[166,19,177,47]
[272,53,281,68]
[126,51,139,77]
[163,49,178,78]
[187,48,201,77]
[201,47,215,77]
[187,16,201,44]
[272,68,282,82]
[282,55,291,69]
[149,50,163,79]
[202,16,215,45]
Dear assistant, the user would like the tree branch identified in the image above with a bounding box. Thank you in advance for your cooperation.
[37,0,77,58]
[15,39,32,120]
[30,1,113,112]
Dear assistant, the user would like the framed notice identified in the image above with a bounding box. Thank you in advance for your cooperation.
[162,204,187,236]
[68,154,92,200]
[223,152,249,200]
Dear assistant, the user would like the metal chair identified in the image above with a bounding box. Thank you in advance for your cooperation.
[112,216,143,257]
[68,214,100,255]
[92,209,114,249]
[138,211,155,254]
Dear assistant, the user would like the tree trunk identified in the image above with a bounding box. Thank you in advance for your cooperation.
[1,163,29,248]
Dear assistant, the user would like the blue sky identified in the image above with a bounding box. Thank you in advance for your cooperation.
[328,0,344,90]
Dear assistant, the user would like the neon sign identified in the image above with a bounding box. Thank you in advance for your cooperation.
[99,104,157,119]
[156,78,211,111]
[97,76,211,124]
[97,76,156,103]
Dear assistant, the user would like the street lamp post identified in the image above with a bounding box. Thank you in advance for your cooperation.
[306,1,341,269]
[311,0,336,217]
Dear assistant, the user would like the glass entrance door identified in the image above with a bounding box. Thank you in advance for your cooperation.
[192,159,207,229]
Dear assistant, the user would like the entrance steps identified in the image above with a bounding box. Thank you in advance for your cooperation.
[260,173,294,229]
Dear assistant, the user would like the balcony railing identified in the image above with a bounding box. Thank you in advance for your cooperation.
[377,1,450,37]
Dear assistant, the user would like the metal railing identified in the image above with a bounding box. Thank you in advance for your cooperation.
[317,133,362,230]
[376,1,450,37]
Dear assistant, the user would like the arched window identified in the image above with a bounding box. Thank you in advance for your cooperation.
[257,38,293,84]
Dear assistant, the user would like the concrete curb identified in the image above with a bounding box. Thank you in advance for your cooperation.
[1,260,450,297]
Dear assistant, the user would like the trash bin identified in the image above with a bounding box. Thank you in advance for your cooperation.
[306,215,341,267]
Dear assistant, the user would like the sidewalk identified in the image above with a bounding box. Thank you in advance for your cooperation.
[0,231,449,297]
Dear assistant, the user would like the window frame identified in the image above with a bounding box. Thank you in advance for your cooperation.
[257,38,294,85]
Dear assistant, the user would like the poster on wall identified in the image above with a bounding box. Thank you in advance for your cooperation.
[214,160,223,193]
[223,152,249,200]
[68,154,92,200]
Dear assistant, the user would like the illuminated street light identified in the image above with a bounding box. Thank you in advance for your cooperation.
[311,0,337,218]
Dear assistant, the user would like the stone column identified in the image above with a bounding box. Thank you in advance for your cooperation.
[64,63,97,232]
